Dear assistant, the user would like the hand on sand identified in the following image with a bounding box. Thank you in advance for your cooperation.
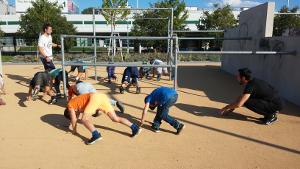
[220,108,234,115]
[0,98,6,105]
[26,96,32,101]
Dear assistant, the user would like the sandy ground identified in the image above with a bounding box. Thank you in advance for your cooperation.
[0,63,300,169]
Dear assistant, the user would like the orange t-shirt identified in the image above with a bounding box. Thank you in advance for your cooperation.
[67,93,90,111]
[67,93,114,114]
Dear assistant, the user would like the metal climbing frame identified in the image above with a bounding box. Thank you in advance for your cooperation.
[60,35,177,99]
[91,7,175,81]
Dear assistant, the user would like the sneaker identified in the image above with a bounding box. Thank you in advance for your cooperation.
[49,96,57,105]
[136,87,141,94]
[116,101,125,113]
[264,114,278,125]
[92,112,101,117]
[176,123,185,135]
[86,134,102,145]
[151,125,160,133]
[157,74,161,81]
[56,93,63,98]
[119,86,124,94]
[131,124,142,137]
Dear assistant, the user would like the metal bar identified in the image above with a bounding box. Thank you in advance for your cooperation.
[177,51,296,55]
[275,13,300,15]
[63,62,175,68]
[178,37,252,40]
[174,36,179,90]
[96,8,172,10]
[61,35,173,40]
[134,17,169,20]
[169,8,174,81]
[174,30,225,33]
[61,36,67,100]
[0,46,2,75]
[93,8,97,81]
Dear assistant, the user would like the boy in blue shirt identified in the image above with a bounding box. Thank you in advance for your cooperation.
[140,87,185,134]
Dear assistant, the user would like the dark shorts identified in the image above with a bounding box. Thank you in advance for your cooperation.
[40,57,55,72]
[70,65,85,73]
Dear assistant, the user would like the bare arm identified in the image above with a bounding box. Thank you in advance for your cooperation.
[38,46,48,58]
[52,43,61,48]
[220,94,251,115]
[69,109,78,133]
[140,103,150,126]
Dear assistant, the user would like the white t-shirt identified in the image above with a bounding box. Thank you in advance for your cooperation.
[38,34,53,59]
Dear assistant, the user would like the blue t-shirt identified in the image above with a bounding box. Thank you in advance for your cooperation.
[145,87,177,106]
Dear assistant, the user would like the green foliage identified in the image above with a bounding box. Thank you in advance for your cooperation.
[100,0,130,29]
[81,7,94,14]
[273,6,300,36]
[0,29,4,37]
[18,0,76,51]
[197,4,237,49]
[130,0,188,50]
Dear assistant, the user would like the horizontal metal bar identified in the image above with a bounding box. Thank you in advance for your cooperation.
[61,35,172,40]
[96,8,172,10]
[63,62,175,68]
[275,13,300,15]
[177,51,296,55]
[174,30,224,33]
[134,17,169,20]
[178,37,252,40]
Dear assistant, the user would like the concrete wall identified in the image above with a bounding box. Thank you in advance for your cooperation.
[222,2,300,106]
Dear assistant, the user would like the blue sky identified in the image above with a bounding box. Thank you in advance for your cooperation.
[7,0,300,12]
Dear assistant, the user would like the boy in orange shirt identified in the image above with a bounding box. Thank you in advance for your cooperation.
[64,93,140,145]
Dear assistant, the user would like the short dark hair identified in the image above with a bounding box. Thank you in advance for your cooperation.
[43,23,52,32]
[64,108,70,120]
[238,68,252,80]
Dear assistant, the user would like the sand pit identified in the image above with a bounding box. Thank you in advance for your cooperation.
[0,63,299,169]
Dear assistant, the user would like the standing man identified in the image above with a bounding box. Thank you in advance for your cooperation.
[64,93,141,145]
[220,68,283,125]
[38,23,61,72]
[140,86,185,134]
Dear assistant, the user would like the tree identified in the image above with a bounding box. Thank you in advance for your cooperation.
[18,0,76,51]
[100,0,130,31]
[197,4,237,49]
[81,7,94,14]
[130,0,188,50]
[273,6,300,36]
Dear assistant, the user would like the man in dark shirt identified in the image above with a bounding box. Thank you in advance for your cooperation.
[220,68,283,125]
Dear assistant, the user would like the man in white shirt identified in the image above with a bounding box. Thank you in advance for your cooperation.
[38,23,61,71]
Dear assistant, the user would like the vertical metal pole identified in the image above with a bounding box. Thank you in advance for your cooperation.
[174,36,178,90]
[167,18,170,54]
[169,8,174,81]
[61,36,67,100]
[0,46,2,75]
[127,21,129,54]
[93,8,97,80]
